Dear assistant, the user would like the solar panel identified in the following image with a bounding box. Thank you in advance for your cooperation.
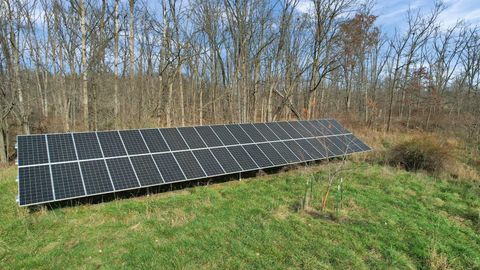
[194,126,223,147]
[160,128,189,151]
[225,124,253,144]
[277,122,303,138]
[119,130,149,155]
[152,153,185,182]
[243,144,273,168]
[16,119,371,206]
[210,125,239,146]
[256,143,287,166]
[73,132,103,160]
[239,124,267,142]
[178,127,207,149]
[47,134,77,163]
[17,135,48,166]
[51,162,85,200]
[80,160,114,194]
[130,155,164,186]
[210,147,242,173]
[97,131,127,157]
[227,146,258,171]
[140,129,170,153]
[106,158,140,190]
[174,151,206,179]
[270,141,301,163]
[192,149,225,176]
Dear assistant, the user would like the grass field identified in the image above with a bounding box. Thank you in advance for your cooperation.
[0,162,479,269]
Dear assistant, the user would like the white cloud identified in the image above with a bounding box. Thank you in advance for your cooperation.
[295,0,314,15]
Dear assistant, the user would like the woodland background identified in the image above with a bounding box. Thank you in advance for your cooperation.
[1,0,479,163]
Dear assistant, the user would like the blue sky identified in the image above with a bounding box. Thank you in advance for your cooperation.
[297,0,480,35]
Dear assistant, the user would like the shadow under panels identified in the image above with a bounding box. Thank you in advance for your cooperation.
[16,119,371,206]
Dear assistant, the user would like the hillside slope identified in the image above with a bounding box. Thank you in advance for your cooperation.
[0,163,479,269]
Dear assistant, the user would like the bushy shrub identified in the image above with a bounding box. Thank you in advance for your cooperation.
[388,136,452,173]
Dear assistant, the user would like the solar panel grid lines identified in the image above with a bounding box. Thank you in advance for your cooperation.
[178,127,208,149]
[116,131,142,188]
[238,124,280,167]
[137,130,165,184]
[47,133,78,163]
[70,133,88,196]
[17,135,48,166]
[119,130,150,155]
[16,119,371,206]
[159,128,189,151]
[190,128,227,176]
[44,134,56,201]
[222,126,260,169]
[94,132,117,191]
[140,129,170,153]
[175,130,209,178]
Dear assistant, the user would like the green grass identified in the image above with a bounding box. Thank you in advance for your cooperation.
[0,162,479,269]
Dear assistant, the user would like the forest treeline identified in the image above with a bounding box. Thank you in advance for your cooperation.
[1,0,479,163]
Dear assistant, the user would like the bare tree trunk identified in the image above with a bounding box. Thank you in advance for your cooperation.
[80,0,88,129]
[129,0,135,125]
[114,0,120,128]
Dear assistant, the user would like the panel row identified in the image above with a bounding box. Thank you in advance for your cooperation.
[17,119,351,166]
[18,133,369,206]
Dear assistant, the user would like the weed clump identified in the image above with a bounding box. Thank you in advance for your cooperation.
[388,136,452,173]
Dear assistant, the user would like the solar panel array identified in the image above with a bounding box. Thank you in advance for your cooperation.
[16,119,370,206]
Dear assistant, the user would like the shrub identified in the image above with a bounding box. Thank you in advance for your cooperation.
[388,136,452,173]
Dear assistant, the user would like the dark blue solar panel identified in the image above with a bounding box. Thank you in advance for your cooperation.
[73,132,103,160]
[315,137,338,157]
[277,122,303,139]
[341,135,362,153]
[130,155,164,186]
[239,124,267,142]
[225,125,253,144]
[227,146,258,171]
[80,160,114,194]
[178,127,207,149]
[253,123,280,141]
[174,151,206,179]
[106,157,139,190]
[210,125,239,146]
[324,137,344,156]
[152,153,185,182]
[140,129,170,153]
[97,131,127,157]
[243,144,273,168]
[17,119,370,206]
[195,126,224,147]
[316,120,336,135]
[301,121,323,136]
[18,165,53,205]
[264,122,291,140]
[289,121,314,137]
[346,134,370,151]
[210,147,242,173]
[17,135,49,166]
[256,143,287,166]
[307,138,331,158]
[283,140,313,161]
[193,149,225,176]
[329,119,350,133]
[159,128,189,151]
[271,141,301,163]
[51,162,85,200]
[296,139,325,159]
[119,130,149,155]
[47,134,77,163]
